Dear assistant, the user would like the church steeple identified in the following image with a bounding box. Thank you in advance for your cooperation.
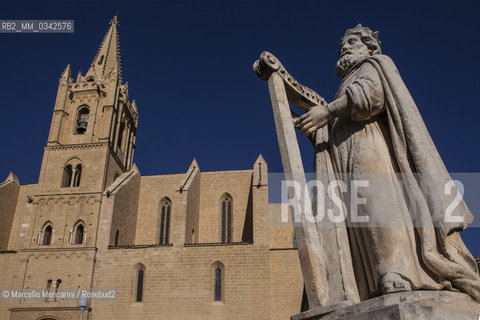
[85,16,122,82]
[44,16,137,191]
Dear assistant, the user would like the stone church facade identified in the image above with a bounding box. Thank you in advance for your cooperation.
[0,18,303,320]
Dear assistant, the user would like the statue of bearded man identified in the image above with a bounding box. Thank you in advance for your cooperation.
[295,24,480,302]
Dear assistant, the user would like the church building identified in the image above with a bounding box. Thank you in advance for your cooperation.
[0,17,303,320]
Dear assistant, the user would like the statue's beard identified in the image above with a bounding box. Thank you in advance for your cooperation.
[335,53,370,78]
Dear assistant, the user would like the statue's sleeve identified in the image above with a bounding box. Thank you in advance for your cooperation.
[345,62,385,121]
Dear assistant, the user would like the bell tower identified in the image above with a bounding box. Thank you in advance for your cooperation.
[23,17,138,252]
[39,16,138,195]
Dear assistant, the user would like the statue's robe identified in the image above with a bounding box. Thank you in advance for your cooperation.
[317,54,480,302]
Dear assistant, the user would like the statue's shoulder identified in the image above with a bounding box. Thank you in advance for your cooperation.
[364,54,401,77]
[366,54,395,67]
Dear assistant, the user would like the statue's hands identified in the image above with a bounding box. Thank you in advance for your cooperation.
[294,104,331,137]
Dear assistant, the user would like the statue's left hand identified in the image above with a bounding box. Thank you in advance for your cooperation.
[294,105,331,137]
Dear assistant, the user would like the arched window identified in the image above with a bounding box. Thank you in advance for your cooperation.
[159,199,171,245]
[61,159,82,188]
[115,230,119,246]
[76,106,89,134]
[61,165,73,187]
[74,224,84,245]
[117,121,125,150]
[221,194,232,243]
[72,164,82,187]
[43,225,53,246]
[53,279,61,302]
[44,279,52,302]
[135,265,145,302]
[212,261,224,302]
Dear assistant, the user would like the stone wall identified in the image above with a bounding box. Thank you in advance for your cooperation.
[91,244,271,320]
[197,170,253,244]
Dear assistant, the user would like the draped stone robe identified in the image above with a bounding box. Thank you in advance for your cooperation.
[317,54,480,302]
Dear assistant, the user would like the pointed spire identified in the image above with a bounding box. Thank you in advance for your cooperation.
[59,64,72,83]
[86,16,122,82]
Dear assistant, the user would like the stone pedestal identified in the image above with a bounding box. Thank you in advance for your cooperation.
[291,291,480,320]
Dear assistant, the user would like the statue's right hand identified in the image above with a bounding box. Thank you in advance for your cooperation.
[294,104,331,137]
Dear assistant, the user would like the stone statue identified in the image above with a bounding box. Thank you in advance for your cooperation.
[255,24,480,313]
[297,24,480,301]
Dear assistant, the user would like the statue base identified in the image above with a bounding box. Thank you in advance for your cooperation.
[291,291,480,320]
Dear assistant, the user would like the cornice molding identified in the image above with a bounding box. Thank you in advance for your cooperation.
[45,143,108,151]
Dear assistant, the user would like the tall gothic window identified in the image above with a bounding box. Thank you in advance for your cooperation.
[76,106,89,134]
[115,230,119,246]
[213,262,224,302]
[74,223,84,244]
[43,225,53,246]
[221,194,232,243]
[135,265,145,302]
[159,199,171,245]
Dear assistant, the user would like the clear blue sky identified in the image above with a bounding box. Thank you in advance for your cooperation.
[1,0,479,252]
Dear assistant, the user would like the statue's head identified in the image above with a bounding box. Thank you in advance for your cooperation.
[336,24,382,78]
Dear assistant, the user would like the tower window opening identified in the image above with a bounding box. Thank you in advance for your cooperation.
[115,229,119,246]
[76,107,89,134]
[61,161,82,188]
[44,279,52,301]
[74,224,84,244]
[43,225,52,246]
[117,121,125,150]
[61,164,73,187]
[72,164,82,187]
[53,279,61,302]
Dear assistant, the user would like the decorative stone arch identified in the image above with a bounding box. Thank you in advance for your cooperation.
[133,263,146,303]
[39,221,54,246]
[219,193,233,243]
[76,105,90,134]
[158,197,172,245]
[211,261,225,302]
[35,316,62,320]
